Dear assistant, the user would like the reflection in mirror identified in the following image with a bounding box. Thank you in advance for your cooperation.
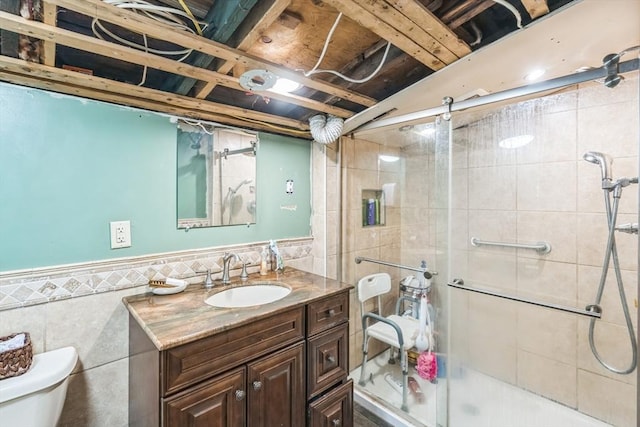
[177,120,257,229]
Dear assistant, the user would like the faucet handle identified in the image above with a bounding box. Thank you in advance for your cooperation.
[240,262,249,280]
[197,269,214,289]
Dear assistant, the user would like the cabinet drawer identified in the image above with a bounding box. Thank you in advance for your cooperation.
[307,291,349,336]
[307,323,348,399]
[162,307,304,395]
[308,380,353,427]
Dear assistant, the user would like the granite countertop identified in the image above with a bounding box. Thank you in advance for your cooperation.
[122,268,352,351]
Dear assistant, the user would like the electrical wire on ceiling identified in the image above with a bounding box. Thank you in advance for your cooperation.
[92,0,208,85]
[299,12,392,84]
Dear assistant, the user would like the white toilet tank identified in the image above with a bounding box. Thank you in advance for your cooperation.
[0,346,78,427]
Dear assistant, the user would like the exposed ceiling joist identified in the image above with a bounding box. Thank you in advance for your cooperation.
[320,0,447,70]
[0,56,310,135]
[0,11,354,118]
[42,2,56,66]
[44,0,376,108]
[383,0,471,58]
[520,0,550,18]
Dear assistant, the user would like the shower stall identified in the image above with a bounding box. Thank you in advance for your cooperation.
[341,54,639,427]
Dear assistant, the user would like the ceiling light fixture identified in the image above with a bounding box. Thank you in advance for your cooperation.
[270,78,301,94]
[239,69,277,91]
[524,68,545,81]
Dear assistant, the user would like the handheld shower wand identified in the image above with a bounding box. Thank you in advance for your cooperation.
[582,151,613,188]
[583,151,637,375]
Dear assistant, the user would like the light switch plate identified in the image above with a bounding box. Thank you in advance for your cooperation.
[110,220,131,249]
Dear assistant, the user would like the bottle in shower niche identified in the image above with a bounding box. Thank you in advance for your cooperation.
[366,199,376,225]
[259,246,269,276]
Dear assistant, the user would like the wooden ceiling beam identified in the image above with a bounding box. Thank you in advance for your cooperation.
[520,0,549,19]
[319,0,447,70]
[194,0,291,100]
[42,2,56,66]
[44,0,376,107]
[345,0,459,64]
[0,11,354,118]
[384,0,471,58]
[0,55,310,135]
[444,0,495,30]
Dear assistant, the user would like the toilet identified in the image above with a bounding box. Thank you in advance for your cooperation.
[0,346,78,427]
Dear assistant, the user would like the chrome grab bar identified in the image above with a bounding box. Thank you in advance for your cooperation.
[448,279,602,319]
[354,256,437,276]
[470,237,552,254]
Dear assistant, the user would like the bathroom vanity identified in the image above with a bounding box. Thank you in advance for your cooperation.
[124,268,353,427]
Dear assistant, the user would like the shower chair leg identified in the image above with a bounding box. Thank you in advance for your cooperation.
[359,334,370,386]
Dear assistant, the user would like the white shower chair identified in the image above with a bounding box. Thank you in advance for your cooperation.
[357,272,419,411]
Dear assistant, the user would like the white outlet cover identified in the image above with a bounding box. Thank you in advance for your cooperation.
[110,220,131,249]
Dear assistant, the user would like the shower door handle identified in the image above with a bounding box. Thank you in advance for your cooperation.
[448,279,602,318]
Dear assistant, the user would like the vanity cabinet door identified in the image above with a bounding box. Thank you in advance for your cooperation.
[163,367,246,427]
[307,323,348,399]
[308,380,353,427]
[247,342,305,427]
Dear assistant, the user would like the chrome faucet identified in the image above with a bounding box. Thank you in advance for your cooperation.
[221,253,239,284]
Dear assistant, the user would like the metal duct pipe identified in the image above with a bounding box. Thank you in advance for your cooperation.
[309,114,344,144]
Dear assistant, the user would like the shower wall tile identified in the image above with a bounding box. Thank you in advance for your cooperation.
[577,213,637,270]
[516,258,577,303]
[577,100,639,159]
[517,305,577,366]
[517,110,577,165]
[466,123,518,168]
[516,211,577,263]
[449,209,469,251]
[577,318,637,386]
[467,210,516,250]
[353,139,380,171]
[578,75,639,108]
[517,350,577,408]
[516,161,577,212]
[576,265,637,328]
[450,168,468,210]
[577,369,636,427]
[467,251,517,290]
[468,165,517,210]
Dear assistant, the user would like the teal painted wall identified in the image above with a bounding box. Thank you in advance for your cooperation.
[0,83,311,271]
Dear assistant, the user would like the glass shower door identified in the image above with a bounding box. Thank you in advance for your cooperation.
[444,73,638,427]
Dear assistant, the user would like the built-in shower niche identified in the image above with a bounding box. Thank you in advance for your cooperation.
[361,189,385,227]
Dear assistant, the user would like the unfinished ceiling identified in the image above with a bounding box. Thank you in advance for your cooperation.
[0,0,575,138]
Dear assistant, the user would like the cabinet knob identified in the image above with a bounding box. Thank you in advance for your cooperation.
[332,419,341,426]
[328,308,336,317]
[235,390,245,401]
[326,354,336,364]
[252,380,263,391]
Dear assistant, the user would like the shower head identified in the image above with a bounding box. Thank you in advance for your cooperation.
[583,151,613,181]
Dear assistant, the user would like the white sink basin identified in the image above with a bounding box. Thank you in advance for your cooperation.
[204,283,291,308]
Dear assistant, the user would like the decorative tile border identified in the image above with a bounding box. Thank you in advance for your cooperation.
[0,238,313,312]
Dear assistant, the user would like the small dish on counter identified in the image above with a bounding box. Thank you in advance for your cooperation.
[149,278,188,295]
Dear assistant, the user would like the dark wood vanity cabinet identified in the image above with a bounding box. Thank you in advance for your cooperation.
[163,343,305,427]
[306,291,353,427]
[129,290,352,427]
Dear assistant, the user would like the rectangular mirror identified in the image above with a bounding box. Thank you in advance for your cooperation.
[177,121,257,229]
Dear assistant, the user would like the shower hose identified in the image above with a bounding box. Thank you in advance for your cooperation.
[588,182,637,374]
